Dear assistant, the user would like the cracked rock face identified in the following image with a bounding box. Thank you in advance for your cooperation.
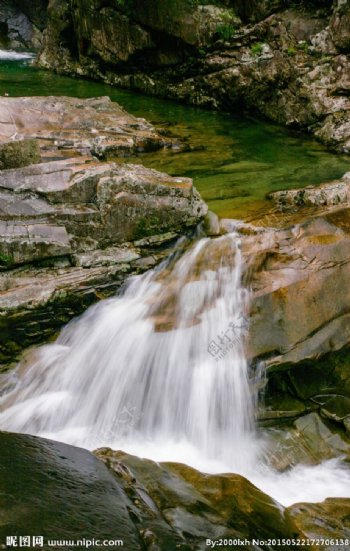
[240,212,350,368]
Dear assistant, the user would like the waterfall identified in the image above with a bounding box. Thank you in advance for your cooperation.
[0,50,34,61]
[1,232,350,505]
[0,234,258,471]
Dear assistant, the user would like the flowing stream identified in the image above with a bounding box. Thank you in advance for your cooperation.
[1,233,350,506]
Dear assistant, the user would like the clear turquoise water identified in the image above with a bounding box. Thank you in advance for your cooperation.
[1,59,350,220]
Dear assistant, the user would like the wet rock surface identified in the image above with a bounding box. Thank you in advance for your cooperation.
[0,431,310,551]
[288,498,350,541]
[2,431,350,550]
[237,210,350,440]
[243,213,350,369]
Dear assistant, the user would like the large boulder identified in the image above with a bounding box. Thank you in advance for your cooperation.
[244,212,350,369]
[0,95,207,368]
[0,431,308,550]
[235,206,350,437]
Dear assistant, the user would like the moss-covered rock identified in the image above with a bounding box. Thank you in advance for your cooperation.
[0,139,41,170]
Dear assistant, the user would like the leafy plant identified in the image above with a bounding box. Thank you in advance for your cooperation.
[215,23,236,41]
[296,41,309,53]
[0,252,13,266]
[286,47,296,57]
[251,42,264,56]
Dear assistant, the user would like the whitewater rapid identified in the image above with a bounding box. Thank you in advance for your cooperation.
[1,233,350,506]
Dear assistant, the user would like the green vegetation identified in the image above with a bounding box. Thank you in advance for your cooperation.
[286,47,296,57]
[215,23,236,41]
[134,215,162,240]
[115,0,133,16]
[296,41,309,53]
[251,42,264,56]
[0,253,13,266]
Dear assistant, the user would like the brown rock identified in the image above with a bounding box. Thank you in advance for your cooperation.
[244,212,350,368]
[288,498,350,540]
[0,96,176,161]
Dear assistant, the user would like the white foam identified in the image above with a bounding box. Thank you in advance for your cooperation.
[0,49,34,61]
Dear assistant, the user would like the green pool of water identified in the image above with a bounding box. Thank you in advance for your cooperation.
[1,59,350,220]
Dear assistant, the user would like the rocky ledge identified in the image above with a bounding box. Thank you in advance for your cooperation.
[3,431,349,550]
[33,0,350,155]
[0,96,207,369]
[0,95,180,163]
[268,172,350,209]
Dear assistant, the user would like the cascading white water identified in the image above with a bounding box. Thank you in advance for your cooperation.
[0,50,34,60]
[0,234,256,470]
[1,233,350,506]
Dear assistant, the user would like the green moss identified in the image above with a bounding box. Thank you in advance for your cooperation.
[286,47,296,57]
[134,215,162,240]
